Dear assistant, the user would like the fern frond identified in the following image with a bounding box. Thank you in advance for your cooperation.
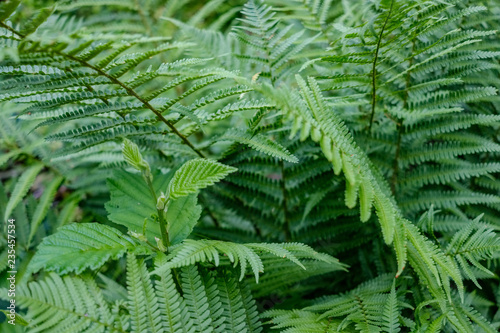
[216,268,261,333]
[446,217,500,287]
[1,273,122,333]
[154,254,195,333]
[262,309,345,332]
[167,158,237,199]
[382,281,401,333]
[181,265,223,333]
[219,128,299,163]
[29,223,144,275]
[126,254,163,333]
[401,162,500,189]
[151,239,341,283]
[400,190,500,215]
[3,163,44,221]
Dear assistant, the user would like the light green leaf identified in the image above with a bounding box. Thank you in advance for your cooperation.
[167,194,202,245]
[106,169,172,242]
[29,223,146,274]
[28,175,63,246]
[4,163,44,221]
[0,309,29,326]
[394,219,407,278]
[122,138,150,173]
[167,158,237,199]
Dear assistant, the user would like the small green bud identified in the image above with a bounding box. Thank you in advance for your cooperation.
[128,230,147,242]
[155,237,167,252]
[156,192,168,210]
[122,138,151,177]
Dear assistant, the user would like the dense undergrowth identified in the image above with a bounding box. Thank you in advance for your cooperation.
[0,0,500,332]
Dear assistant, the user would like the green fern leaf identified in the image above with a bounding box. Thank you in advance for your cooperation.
[126,254,163,333]
[216,269,251,333]
[167,194,202,245]
[220,128,299,163]
[151,239,340,283]
[200,269,226,333]
[4,163,43,221]
[181,265,220,333]
[18,6,54,37]
[167,158,237,199]
[27,175,63,246]
[0,0,20,21]
[382,281,400,333]
[29,223,146,274]
[1,273,122,333]
[154,254,195,333]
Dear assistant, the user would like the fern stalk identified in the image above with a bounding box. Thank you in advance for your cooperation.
[368,0,395,133]
[145,175,171,249]
[2,22,205,159]
[60,52,205,158]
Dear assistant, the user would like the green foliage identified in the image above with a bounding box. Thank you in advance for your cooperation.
[1,0,500,332]
[105,169,171,241]
[29,223,147,275]
[167,158,237,199]
[167,194,202,245]
[3,164,44,221]
[122,138,151,174]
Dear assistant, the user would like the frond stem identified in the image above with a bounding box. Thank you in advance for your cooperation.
[59,52,206,158]
[368,0,394,133]
[145,176,170,250]
[280,160,291,242]
[0,21,24,38]
[0,22,205,158]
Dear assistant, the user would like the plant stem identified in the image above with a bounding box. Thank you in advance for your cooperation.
[0,21,205,159]
[60,52,205,158]
[280,160,291,242]
[368,0,395,133]
[145,176,170,250]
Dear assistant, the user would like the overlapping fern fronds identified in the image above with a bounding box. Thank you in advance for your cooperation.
[1,0,500,332]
